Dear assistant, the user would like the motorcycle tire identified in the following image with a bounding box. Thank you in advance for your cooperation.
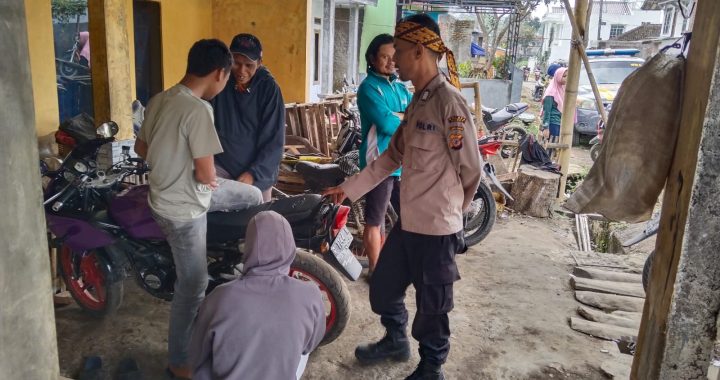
[58,245,124,317]
[463,182,497,247]
[500,126,528,159]
[290,250,351,345]
[590,143,601,162]
[642,250,656,293]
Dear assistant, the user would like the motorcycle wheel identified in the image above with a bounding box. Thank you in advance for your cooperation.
[642,250,656,292]
[289,250,351,345]
[463,182,497,247]
[58,245,123,317]
[500,126,528,159]
[590,143,601,162]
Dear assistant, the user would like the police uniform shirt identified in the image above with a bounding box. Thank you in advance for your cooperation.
[341,74,483,236]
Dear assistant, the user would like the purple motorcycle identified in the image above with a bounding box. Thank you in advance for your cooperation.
[42,122,359,344]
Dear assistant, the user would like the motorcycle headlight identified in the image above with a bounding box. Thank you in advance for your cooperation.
[576,97,597,111]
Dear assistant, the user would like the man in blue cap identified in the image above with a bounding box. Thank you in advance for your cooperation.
[211,33,286,201]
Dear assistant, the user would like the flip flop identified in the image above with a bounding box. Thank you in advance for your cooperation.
[78,356,104,380]
[115,358,143,380]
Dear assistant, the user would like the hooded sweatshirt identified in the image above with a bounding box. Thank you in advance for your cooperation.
[211,67,286,191]
[188,211,326,380]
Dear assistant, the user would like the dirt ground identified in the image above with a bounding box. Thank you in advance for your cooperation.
[54,91,630,379]
[55,208,627,380]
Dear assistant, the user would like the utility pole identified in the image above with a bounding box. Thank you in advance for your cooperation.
[597,0,603,41]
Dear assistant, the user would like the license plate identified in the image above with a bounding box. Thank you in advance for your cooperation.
[331,227,353,252]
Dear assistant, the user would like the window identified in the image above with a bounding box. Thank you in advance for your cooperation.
[662,7,674,35]
[313,30,320,83]
[609,24,625,39]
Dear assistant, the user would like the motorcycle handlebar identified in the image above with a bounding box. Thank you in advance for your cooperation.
[52,186,79,212]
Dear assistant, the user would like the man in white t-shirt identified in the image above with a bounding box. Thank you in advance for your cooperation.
[134,39,262,379]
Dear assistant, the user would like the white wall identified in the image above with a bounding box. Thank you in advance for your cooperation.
[541,4,663,64]
[309,0,325,102]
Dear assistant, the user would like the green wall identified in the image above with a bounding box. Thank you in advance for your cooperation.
[359,0,397,74]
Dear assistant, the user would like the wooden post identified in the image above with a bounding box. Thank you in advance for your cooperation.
[562,0,608,125]
[632,1,720,378]
[88,0,134,140]
[556,0,589,199]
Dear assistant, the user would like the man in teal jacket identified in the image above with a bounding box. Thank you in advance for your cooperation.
[357,33,413,275]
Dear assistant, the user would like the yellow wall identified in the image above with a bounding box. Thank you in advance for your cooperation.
[212,0,311,103]
[158,0,213,87]
[24,1,59,136]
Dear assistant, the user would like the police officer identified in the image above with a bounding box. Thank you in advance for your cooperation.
[323,13,482,380]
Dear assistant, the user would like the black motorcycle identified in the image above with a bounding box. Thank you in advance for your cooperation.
[43,122,359,344]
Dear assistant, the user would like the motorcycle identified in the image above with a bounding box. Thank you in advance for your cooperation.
[533,78,546,102]
[589,104,611,162]
[481,102,530,158]
[43,122,359,344]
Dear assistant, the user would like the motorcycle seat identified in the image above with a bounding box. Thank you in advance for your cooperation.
[206,194,323,243]
[505,103,528,113]
[295,161,345,192]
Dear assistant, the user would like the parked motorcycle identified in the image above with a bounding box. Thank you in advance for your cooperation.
[589,104,611,162]
[43,122,359,344]
[481,102,530,158]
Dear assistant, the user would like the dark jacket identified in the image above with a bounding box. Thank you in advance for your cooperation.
[212,67,285,191]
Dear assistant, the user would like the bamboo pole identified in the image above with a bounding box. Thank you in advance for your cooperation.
[562,0,608,124]
[556,0,589,199]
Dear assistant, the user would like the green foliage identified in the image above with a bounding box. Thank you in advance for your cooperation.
[493,55,508,79]
[458,61,473,78]
[52,0,87,24]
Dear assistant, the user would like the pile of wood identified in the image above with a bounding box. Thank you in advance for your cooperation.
[569,266,644,342]
[285,101,344,156]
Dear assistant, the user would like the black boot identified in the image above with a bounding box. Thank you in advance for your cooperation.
[354,330,411,364]
[404,361,445,380]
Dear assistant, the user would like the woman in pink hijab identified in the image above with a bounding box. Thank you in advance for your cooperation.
[77,31,90,67]
[541,67,567,139]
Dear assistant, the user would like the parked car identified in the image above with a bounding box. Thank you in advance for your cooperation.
[573,49,644,145]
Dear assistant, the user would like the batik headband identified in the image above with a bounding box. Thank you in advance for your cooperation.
[394,20,461,89]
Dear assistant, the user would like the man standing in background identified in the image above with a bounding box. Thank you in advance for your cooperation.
[212,33,286,201]
[357,33,412,277]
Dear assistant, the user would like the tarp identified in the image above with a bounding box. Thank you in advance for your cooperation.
[471,42,485,57]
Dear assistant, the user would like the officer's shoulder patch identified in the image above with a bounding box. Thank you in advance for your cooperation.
[448,131,464,150]
[448,115,467,124]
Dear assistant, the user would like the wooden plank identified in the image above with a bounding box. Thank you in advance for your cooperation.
[573,267,643,284]
[612,310,643,320]
[569,317,638,341]
[633,1,720,378]
[314,103,329,156]
[571,276,645,298]
[577,306,641,329]
[575,291,645,313]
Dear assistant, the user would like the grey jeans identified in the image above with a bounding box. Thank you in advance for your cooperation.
[153,178,263,366]
[215,164,273,202]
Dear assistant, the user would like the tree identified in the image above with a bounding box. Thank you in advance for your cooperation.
[475,0,544,75]
[52,0,87,24]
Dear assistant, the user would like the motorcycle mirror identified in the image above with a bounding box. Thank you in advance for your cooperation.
[96,121,119,138]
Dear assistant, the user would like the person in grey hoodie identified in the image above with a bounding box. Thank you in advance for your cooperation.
[188,211,326,380]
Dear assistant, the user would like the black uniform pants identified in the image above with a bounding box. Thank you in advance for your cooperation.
[369,221,464,366]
